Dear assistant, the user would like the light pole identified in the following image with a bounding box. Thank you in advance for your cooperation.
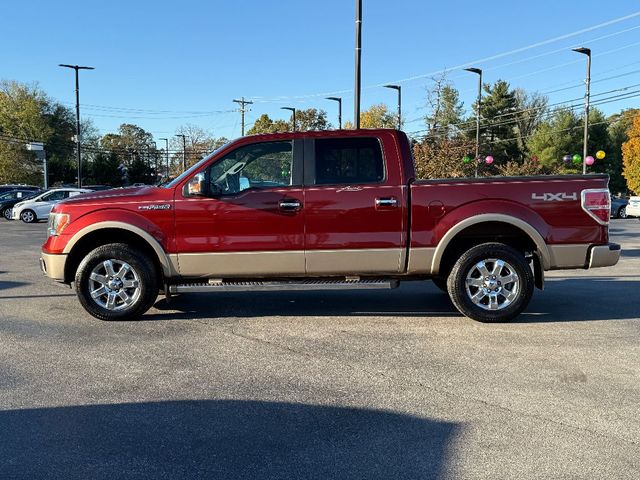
[281,107,297,132]
[175,134,187,172]
[354,0,362,129]
[573,47,591,175]
[159,137,169,178]
[464,67,482,178]
[383,84,401,129]
[326,97,342,129]
[59,64,95,187]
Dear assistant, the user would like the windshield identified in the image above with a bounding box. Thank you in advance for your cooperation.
[161,141,233,189]
[0,190,39,201]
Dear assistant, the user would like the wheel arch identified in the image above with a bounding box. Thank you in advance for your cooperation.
[432,214,550,276]
[63,222,174,283]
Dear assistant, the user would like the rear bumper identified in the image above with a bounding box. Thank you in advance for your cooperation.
[40,252,67,282]
[626,205,640,217]
[588,243,621,269]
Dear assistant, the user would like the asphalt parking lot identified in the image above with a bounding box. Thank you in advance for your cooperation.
[1,219,639,479]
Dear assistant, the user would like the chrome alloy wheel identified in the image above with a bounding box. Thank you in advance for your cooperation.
[465,258,520,311]
[89,259,141,311]
[21,210,35,222]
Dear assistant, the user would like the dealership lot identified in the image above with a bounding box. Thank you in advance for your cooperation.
[1,219,639,479]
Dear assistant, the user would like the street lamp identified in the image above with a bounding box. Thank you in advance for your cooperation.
[158,138,169,178]
[464,67,482,178]
[383,84,401,129]
[326,97,342,129]
[59,64,95,187]
[175,134,187,172]
[281,107,297,132]
[573,47,591,175]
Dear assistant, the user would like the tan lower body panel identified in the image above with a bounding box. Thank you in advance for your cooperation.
[174,248,405,277]
[305,248,405,275]
[175,251,305,277]
[548,244,590,269]
[406,247,436,275]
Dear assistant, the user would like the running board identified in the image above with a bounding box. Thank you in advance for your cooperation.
[169,278,399,294]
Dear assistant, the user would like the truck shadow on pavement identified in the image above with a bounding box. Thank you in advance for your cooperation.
[0,280,29,291]
[148,277,640,323]
[0,400,458,480]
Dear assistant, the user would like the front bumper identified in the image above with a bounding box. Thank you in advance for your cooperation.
[40,252,67,282]
[11,209,19,220]
[588,243,621,269]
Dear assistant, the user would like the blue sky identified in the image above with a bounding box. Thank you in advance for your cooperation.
[2,0,640,143]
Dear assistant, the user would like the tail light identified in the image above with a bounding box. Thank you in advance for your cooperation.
[581,188,610,225]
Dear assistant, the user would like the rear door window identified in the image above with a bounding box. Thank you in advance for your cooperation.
[314,137,384,185]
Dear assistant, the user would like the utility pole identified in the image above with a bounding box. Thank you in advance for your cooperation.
[354,0,362,129]
[159,137,169,178]
[573,47,591,174]
[326,97,342,129]
[233,97,253,136]
[281,107,297,132]
[175,134,187,172]
[464,67,482,178]
[383,85,401,129]
[59,64,94,187]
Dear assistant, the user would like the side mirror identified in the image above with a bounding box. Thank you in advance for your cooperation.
[186,173,207,196]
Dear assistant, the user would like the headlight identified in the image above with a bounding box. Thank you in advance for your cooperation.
[47,213,71,236]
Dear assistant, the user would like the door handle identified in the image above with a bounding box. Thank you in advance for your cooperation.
[279,199,302,211]
[375,197,398,207]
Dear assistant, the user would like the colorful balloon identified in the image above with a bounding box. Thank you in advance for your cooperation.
[562,154,572,163]
[485,155,494,165]
[572,154,582,165]
[596,150,606,160]
[585,156,595,166]
[463,155,472,164]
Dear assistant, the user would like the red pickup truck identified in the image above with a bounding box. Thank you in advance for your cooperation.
[41,129,620,323]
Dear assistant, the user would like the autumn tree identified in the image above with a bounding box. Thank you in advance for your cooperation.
[247,114,290,135]
[248,109,330,135]
[622,112,640,194]
[607,108,638,193]
[345,104,398,129]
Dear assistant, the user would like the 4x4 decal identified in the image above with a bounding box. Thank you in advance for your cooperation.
[531,192,577,201]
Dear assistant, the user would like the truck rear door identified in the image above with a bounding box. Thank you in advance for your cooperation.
[303,135,406,274]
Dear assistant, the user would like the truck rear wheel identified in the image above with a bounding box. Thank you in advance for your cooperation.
[447,242,534,323]
[75,243,159,321]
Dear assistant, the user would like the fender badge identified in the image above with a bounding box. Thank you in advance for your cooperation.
[138,203,172,211]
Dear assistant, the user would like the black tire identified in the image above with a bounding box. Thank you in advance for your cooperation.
[447,242,534,323]
[618,206,627,219]
[75,243,159,321]
[431,276,448,292]
[20,209,36,223]
[2,208,11,220]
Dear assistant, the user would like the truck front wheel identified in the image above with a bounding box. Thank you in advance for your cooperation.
[75,243,159,321]
[447,242,534,323]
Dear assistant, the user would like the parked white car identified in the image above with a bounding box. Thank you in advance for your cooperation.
[627,197,640,218]
[11,188,90,223]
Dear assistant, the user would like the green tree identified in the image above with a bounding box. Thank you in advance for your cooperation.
[425,75,464,138]
[474,80,521,164]
[527,108,582,171]
[513,89,548,157]
[0,80,77,185]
